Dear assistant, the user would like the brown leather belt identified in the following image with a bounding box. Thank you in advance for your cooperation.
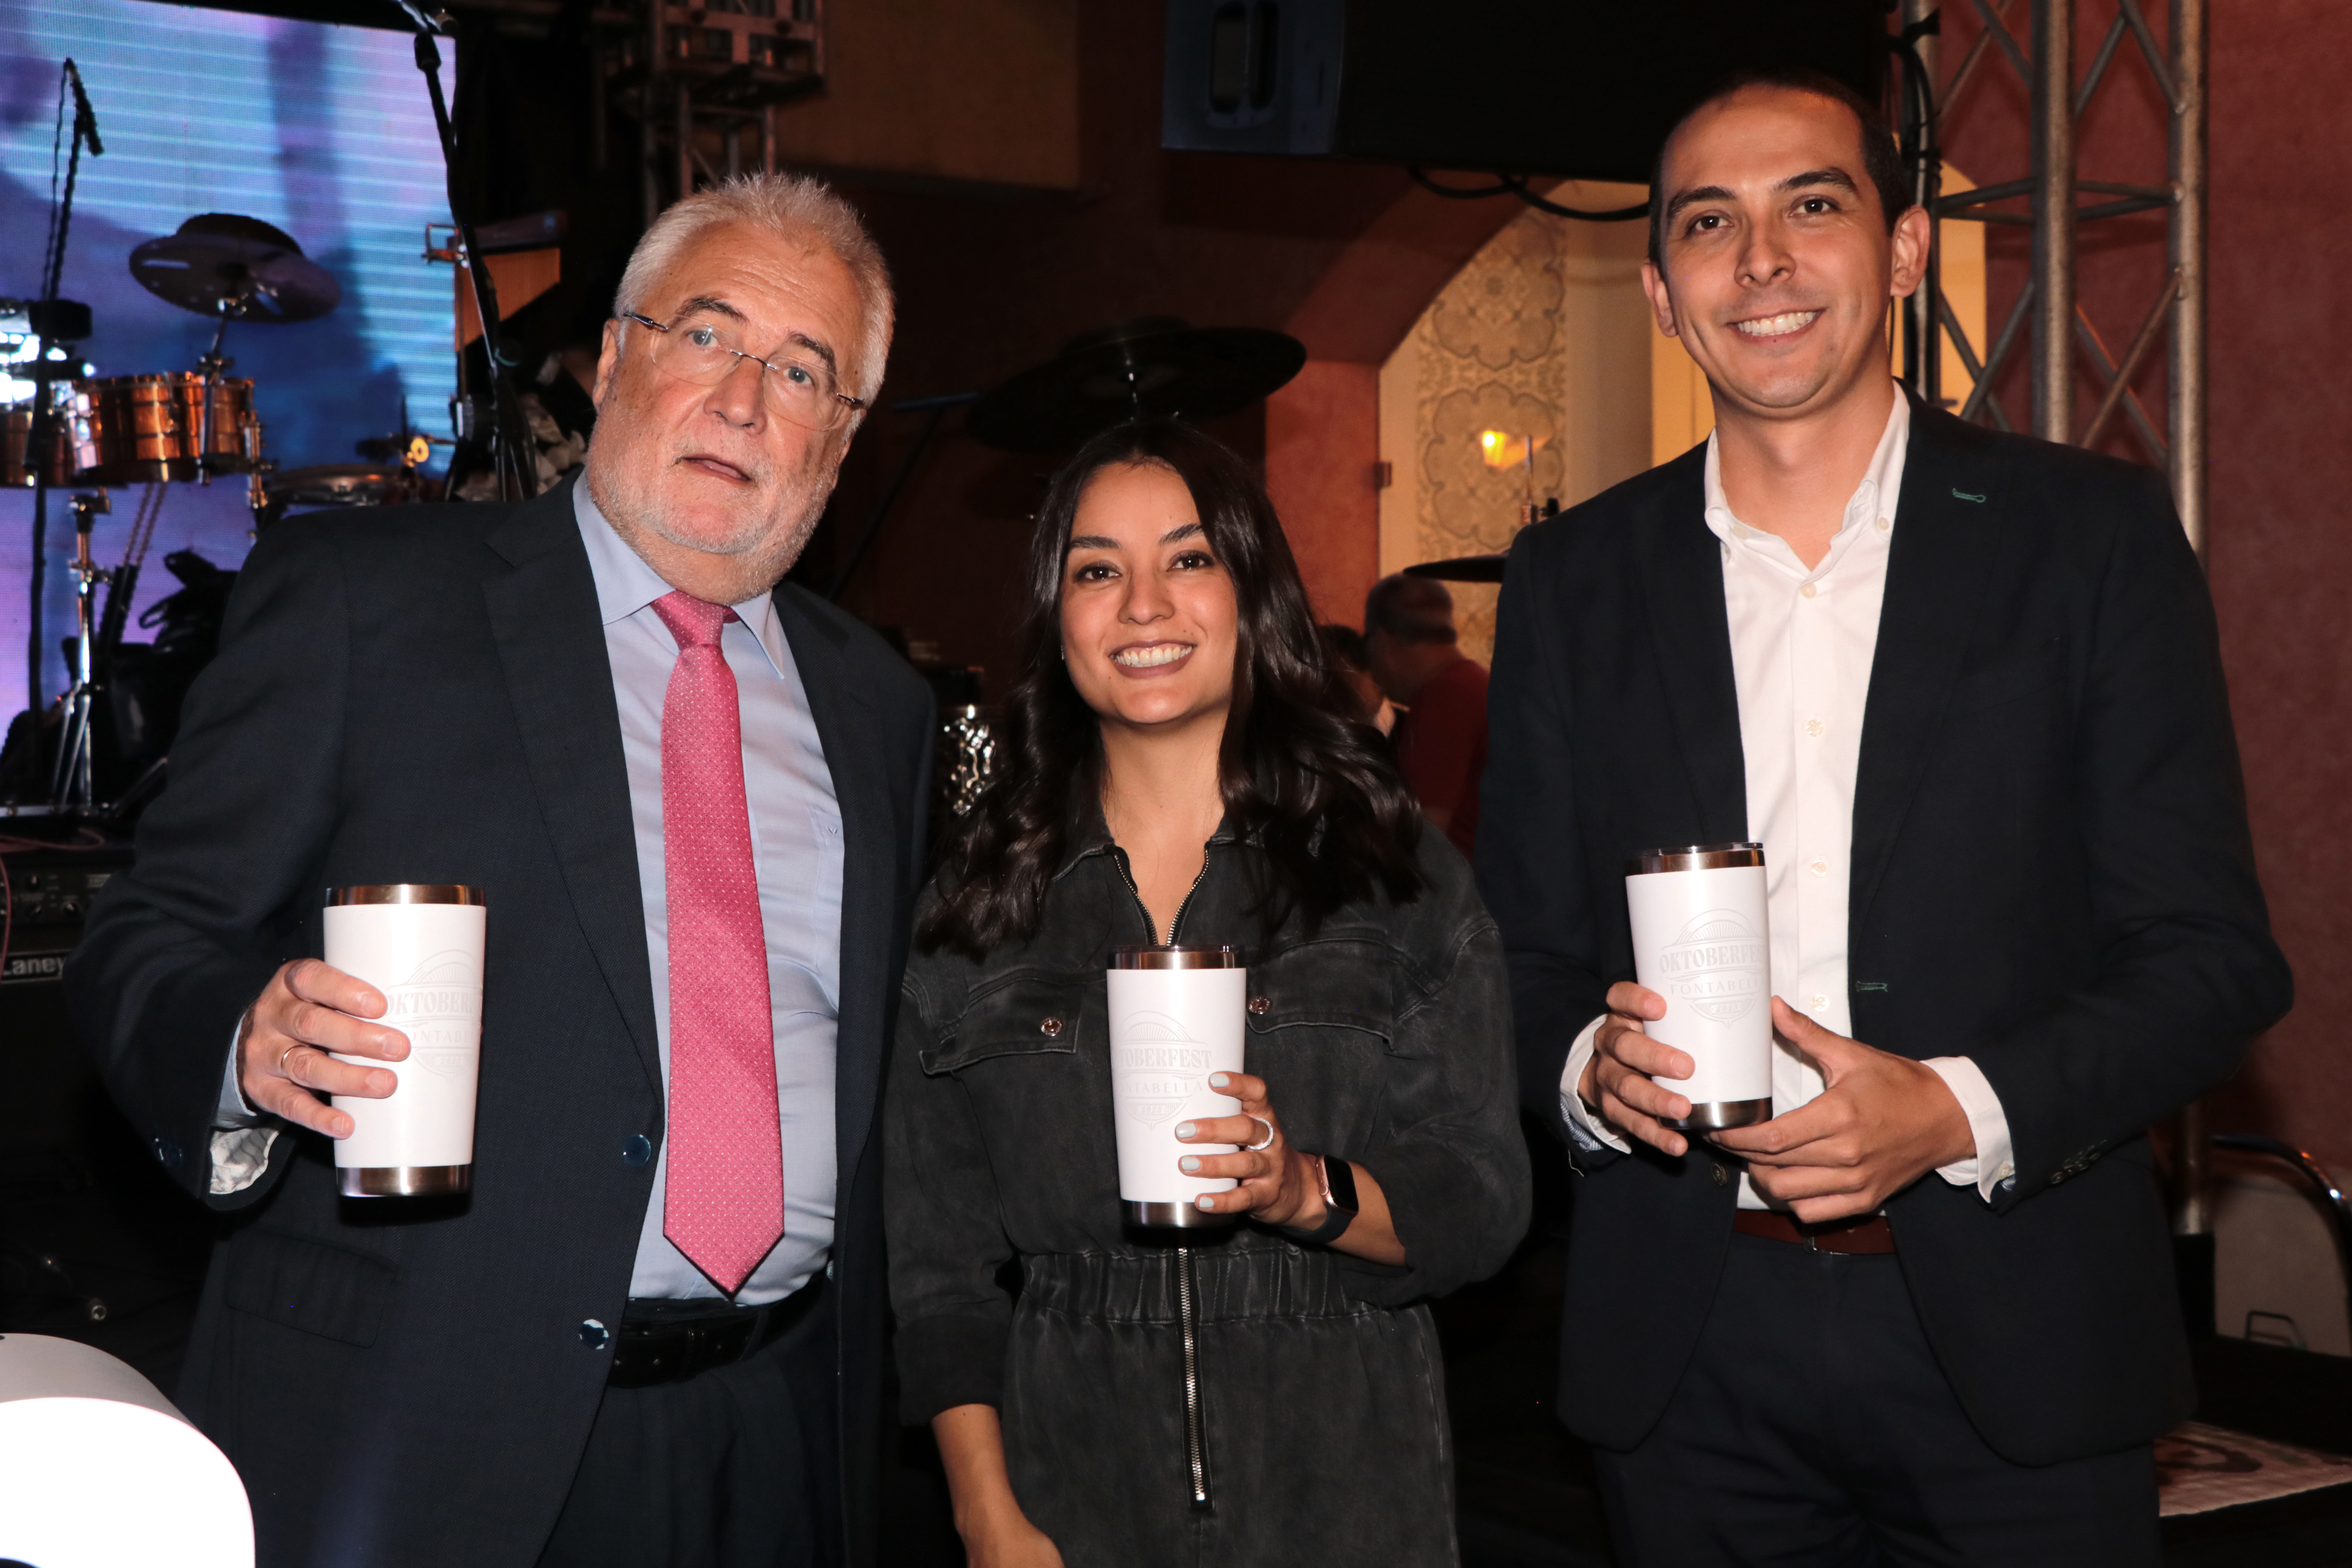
[1733,1208,1896,1255]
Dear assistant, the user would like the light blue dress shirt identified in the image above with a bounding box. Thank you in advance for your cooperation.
[575,482,843,1305]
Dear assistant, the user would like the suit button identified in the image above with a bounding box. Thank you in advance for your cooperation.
[1039,1016,1063,1038]
[621,1135,653,1167]
[151,1136,183,1172]
[1710,1163,1728,1187]
[579,1318,609,1350]
[1247,996,1270,1016]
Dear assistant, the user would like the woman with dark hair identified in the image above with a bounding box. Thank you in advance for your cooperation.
[887,420,1528,1567]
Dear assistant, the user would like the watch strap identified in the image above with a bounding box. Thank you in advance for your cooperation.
[1276,1155,1358,1247]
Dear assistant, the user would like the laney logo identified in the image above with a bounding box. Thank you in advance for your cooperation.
[385,949,482,1078]
[1658,909,1765,1023]
[1114,1011,1212,1127]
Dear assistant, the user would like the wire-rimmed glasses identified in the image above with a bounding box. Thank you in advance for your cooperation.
[621,311,865,432]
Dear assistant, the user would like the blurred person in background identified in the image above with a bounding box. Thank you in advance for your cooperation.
[1363,573,1488,858]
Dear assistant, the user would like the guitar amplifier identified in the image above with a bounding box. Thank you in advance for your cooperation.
[0,835,221,1393]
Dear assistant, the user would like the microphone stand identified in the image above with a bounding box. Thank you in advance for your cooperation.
[25,60,102,735]
[397,5,535,502]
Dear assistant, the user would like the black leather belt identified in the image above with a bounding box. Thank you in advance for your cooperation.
[610,1275,825,1389]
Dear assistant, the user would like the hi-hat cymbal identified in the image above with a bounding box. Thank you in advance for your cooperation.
[966,317,1305,453]
[129,214,341,324]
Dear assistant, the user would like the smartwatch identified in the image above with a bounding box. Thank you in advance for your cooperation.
[1278,1155,1359,1246]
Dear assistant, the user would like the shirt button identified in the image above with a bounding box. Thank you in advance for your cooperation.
[1799,582,1818,599]
[1809,860,1829,877]
[1039,1016,1063,1038]
[621,1134,653,1167]
[579,1318,610,1350]
[1876,516,1891,531]
[1804,717,1825,738]
[1811,994,1829,1011]
[151,1136,183,1172]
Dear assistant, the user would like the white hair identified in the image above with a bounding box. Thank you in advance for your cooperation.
[615,172,895,406]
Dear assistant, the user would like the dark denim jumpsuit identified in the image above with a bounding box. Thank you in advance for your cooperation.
[886,817,1530,1568]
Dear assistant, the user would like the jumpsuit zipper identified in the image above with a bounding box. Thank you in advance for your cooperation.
[1107,838,1218,1511]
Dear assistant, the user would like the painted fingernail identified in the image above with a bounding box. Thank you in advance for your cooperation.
[1209,1073,1230,1089]
[1180,1156,1201,1173]
[1197,1195,1216,1210]
[1174,1122,1196,1139]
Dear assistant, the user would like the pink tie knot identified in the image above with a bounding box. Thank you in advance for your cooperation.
[653,589,735,650]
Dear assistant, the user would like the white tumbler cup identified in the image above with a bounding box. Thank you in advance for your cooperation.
[325,884,486,1197]
[1625,844,1772,1130]
[1107,945,1246,1229]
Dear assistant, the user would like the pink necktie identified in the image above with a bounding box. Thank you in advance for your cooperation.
[652,590,782,1295]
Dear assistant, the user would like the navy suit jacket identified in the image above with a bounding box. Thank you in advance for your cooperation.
[1476,398,2291,1464]
[67,475,934,1566]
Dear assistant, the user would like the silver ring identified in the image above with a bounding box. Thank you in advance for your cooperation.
[1242,1116,1275,1152]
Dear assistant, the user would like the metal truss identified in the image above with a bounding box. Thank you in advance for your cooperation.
[1895,0,2206,556]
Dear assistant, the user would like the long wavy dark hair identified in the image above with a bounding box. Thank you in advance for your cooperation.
[918,420,1425,958]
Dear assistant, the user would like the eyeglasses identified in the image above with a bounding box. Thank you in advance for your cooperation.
[620,312,866,432]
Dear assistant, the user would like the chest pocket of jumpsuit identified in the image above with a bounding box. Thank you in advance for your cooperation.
[1241,938,1395,1160]
[920,972,1091,1154]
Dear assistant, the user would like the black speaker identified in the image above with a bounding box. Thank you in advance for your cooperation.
[1162,0,1889,184]
[1,840,223,1395]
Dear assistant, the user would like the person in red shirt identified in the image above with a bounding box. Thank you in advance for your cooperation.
[1363,573,1488,859]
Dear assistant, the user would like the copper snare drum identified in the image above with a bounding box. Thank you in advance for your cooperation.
[69,372,263,485]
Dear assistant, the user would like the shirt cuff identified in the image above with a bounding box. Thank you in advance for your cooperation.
[208,1012,278,1196]
[216,1013,263,1127]
[1922,1055,2015,1201]
[1559,1014,1632,1156]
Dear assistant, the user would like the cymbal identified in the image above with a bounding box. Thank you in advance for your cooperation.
[1403,554,1508,584]
[129,214,341,324]
[966,317,1305,453]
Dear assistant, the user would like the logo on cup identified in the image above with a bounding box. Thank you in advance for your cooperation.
[1113,1011,1212,1127]
[386,949,482,1078]
[1658,910,1765,1022]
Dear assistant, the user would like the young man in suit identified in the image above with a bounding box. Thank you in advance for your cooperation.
[67,174,935,1567]
[1476,69,2290,1564]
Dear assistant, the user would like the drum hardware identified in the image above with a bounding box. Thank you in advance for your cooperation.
[49,492,114,813]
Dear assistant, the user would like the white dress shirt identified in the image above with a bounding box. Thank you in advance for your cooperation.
[1559,389,2016,1208]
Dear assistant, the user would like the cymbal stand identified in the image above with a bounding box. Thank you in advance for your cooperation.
[193,298,237,488]
[49,490,112,813]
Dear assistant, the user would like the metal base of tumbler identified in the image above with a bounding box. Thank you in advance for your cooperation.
[1660,1098,1771,1132]
[340,1164,471,1198]
[1127,1200,1240,1229]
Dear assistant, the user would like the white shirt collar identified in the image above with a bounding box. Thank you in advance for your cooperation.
[572,474,791,679]
[1701,386,1910,580]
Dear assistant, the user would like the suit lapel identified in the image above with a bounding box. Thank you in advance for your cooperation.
[1849,403,2008,933]
[1633,449,1749,841]
[480,476,663,1091]
[772,586,895,1192]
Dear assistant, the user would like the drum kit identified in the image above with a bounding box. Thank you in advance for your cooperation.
[4,214,445,813]
[5,213,430,514]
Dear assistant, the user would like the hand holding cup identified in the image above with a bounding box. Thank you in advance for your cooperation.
[1173,1071,1322,1227]
[237,958,409,1138]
